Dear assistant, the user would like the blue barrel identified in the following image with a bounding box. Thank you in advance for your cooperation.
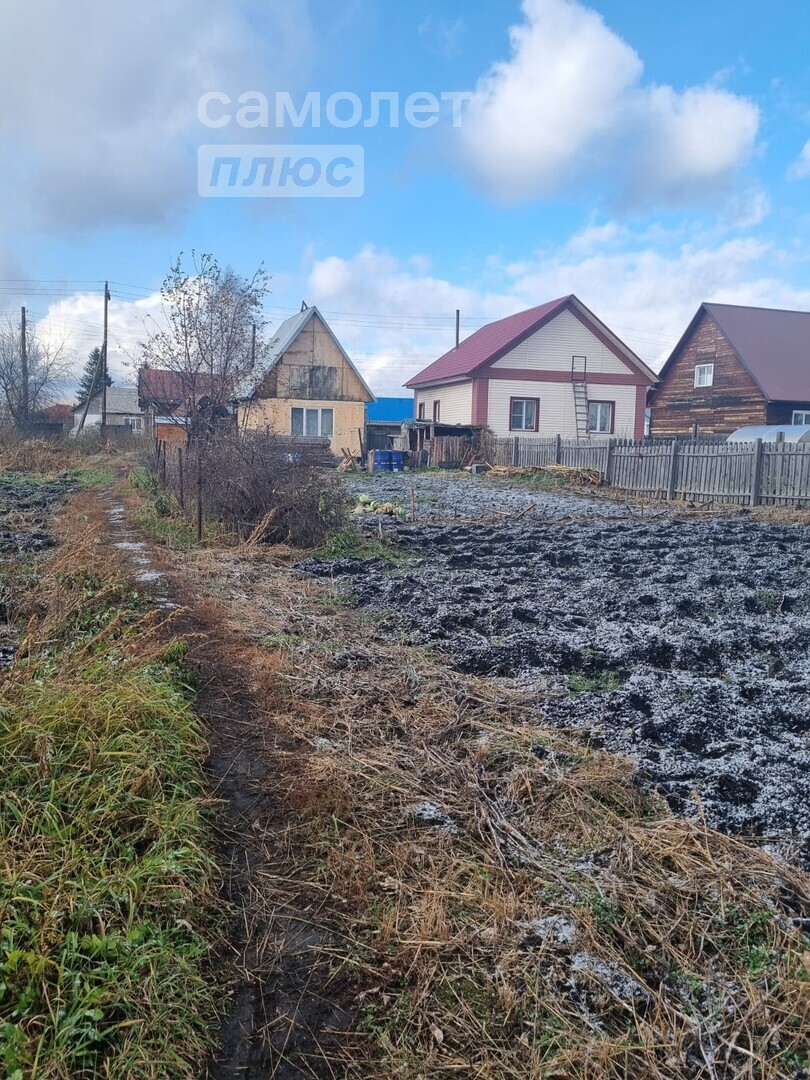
[390,450,405,473]
[372,449,392,472]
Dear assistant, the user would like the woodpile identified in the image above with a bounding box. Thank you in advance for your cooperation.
[487,463,604,486]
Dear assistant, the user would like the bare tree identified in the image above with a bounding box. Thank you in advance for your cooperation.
[0,314,72,429]
[139,251,270,438]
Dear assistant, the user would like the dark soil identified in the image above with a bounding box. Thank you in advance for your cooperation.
[303,508,810,867]
[0,473,77,663]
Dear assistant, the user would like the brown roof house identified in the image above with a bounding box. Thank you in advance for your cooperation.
[650,302,810,437]
[406,296,657,440]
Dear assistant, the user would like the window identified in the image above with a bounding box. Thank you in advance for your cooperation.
[124,416,143,432]
[417,402,425,420]
[792,410,810,425]
[587,401,614,434]
[290,407,334,437]
[694,363,714,388]
[510,397,539,431]
[432,400,441,422]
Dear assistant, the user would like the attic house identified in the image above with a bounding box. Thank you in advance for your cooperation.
[238,304,374,455]
[650,302,810,437]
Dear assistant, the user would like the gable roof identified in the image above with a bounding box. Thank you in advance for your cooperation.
[242,305,375,401]
[405,295,656,388]
[661,302,810,402]
[73,386,140,415]
[138,368,222,407]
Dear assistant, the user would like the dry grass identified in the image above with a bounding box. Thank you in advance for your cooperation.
[162,544,810,1079]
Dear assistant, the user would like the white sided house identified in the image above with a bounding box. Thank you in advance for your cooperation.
[406,296,657,440]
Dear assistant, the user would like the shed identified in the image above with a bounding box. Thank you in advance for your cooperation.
[726,425,810,443]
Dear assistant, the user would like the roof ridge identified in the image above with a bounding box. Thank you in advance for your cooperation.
[705,300,810,317]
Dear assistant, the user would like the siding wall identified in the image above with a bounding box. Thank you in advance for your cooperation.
[490,308,629,375]
[414,381,473,424]
[649,312,768,436]
[486,379,638,438]
[240,398,366,456]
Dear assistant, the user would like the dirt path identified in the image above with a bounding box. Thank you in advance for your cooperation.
[97,484,353,1078]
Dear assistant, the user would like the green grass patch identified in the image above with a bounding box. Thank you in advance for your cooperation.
[0,561,219,1078]
[567,670,623,693]
[317,528,406,562]
[71,465,116,488]
[129,505,200,550]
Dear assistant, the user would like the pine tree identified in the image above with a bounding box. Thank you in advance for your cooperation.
[75,348,112,406]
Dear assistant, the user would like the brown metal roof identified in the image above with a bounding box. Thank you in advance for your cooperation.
[666,303,810,402]
[406,295,656,389]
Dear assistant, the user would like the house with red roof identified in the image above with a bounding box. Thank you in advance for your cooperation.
[650,302,810,437]
[405,296,657,440]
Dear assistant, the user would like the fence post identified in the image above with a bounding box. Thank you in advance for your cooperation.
[604,439,615,485]
[553,433,561,465]
[512,436,519,466]
[666,439,679,500]
[177,446,185,511]
[196,447,204,541]
[750,437,764,506]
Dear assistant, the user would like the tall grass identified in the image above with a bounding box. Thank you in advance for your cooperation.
[0,554,219,1077]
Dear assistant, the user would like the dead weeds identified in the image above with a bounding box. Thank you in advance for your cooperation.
[147,533,810,1080]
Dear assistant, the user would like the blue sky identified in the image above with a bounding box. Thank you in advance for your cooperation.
[3,0,810,394]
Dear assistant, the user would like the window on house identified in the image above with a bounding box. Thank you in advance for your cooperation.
[510,397,539,431]
[792,410,810,425]
[694,363,714,388]
[124,416,143,432]
[417,402,425,420]
[290,407,334,437]
[587,401,614,434]
[432,400,441,422]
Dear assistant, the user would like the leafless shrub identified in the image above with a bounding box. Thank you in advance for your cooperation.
[155,432,348,547]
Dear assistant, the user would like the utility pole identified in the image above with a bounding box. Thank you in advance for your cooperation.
[251,321,256,369]
[455,309,460,349]
[101,282,110,432]
[20,306,28,428]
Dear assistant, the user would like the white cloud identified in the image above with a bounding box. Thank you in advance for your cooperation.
[303,233,810,392]
[458,0,759,208]
[0,1,314,229]
[36,228,810,401]
[787,139,810,180]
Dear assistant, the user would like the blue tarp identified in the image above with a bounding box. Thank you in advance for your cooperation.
[366,396,414,423]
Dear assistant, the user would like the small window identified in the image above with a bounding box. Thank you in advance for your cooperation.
[694,363,714,388]
[587,401,614,434]
[432,400,440,422]
[510,397,539,431]
[792,410,810,425]
[417,402,425,420]
[290,406,333,438]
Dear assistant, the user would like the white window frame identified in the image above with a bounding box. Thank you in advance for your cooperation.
[509,397,539,432]
[124,416,143,432]
[290,406,334,438]
[791,409,810,425]
[694,363,714,388]
[587,401,614,435]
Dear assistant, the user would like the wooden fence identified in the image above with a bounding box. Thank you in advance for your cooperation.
[491,436,810,506]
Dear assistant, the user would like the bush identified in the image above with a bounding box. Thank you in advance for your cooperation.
[155,432,349,548]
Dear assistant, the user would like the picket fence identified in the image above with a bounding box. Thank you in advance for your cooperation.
[491,435,810,506]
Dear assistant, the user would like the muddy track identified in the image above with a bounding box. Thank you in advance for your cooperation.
[97,486,352,1078]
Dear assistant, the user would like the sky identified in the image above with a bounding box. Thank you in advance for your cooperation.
[3,0,810,397]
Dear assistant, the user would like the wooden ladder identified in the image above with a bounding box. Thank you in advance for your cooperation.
[571,355,589,439]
